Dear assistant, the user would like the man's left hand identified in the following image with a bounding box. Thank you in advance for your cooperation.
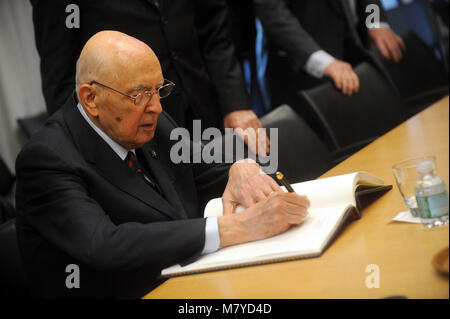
[221,159,282,215]
[369,28,406,62]
[224,110,270,156]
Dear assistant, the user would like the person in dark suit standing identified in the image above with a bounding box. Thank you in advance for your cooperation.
[225,0,271,116]
[254,0,406,106]
[15,31,309,298]
[30,0,269,154]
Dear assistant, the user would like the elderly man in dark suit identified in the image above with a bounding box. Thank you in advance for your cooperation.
[31,0,269,154]
[254,0,406,102]
[15,31,309,298]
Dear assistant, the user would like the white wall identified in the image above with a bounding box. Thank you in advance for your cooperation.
[0,0,46,173]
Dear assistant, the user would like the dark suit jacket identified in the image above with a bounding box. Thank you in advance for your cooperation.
[254,0,388,73]
[31,0,251,130]
[15,93,230,298]
[255,0,390,108]
[226,0,256,64]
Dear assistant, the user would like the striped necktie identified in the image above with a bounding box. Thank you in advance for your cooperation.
[126,151,162,195]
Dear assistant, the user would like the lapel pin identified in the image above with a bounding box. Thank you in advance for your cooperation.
[151,150,158,159]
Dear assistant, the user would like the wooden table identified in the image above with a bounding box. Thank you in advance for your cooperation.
[144,97,449,299]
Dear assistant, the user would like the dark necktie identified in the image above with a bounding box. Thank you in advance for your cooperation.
[126,151,162,195]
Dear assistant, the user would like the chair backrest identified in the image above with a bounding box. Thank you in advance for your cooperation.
[0,156,14,196]
[0,218,29,297]
[372,30,449,107]
[17,111,48,140]
[0,196,15,224]
[383,0,448,72]
[298,62,405,156]
[260,104,333,183]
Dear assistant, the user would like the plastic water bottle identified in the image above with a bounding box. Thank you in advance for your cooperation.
[414,160,449,228]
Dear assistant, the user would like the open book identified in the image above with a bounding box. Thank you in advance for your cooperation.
[161,172,391,277]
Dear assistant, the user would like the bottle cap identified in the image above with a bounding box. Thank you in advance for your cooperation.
[417,160,435,174]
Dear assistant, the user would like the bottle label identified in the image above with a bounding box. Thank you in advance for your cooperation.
[416,192,449,219]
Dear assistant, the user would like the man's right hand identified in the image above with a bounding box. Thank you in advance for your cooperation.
[218,192,310,247]
[324,60,360,96]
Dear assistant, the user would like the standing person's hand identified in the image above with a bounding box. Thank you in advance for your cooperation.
[224,110,271,156]
[324,60,360,96]
[369,28,406,62]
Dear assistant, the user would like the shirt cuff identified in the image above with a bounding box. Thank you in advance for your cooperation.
[304,50,336,78]
[201,217,221,255]
[368,22,391,30]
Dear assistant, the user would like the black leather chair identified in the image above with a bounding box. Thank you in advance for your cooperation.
[0,218,29,297]
[203,104,333,183]
[0,156,14,196]
[1,156,16,223]
[0,155,27,296]
[17,111,48,140]
[298,62,406,161]
[383,0,448,73]
[260,104,333,183]
[0,197,15,225]
[373,30,449,111]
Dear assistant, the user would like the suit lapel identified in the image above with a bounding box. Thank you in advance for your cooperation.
[145,0,167,13]
[328,0,345,17]
[62,94,181,220]
[93,141,181,220]
[327,0,357,26]
[339,0,357,26]
[145,0,159,8]
[139,141,188,220]
[336,0,365,47]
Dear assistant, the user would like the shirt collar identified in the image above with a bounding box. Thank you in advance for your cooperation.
[76,102,134,161]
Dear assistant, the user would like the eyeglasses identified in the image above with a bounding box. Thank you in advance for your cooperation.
[90,79,175,107]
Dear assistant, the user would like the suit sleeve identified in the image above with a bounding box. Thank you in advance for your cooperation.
[15,142,207,273]
[30,0,81,115]
[194,0,251,118]
[253,0,323,73]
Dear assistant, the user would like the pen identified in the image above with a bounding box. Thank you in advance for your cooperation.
[276,171,296,193]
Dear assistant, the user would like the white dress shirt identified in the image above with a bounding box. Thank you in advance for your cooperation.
[76,102,221,255]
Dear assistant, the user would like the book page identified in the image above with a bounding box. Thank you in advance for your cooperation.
[204,172,384,218]
[161,172,385,277]
[162,204,352,276]
[205,173,358,218]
